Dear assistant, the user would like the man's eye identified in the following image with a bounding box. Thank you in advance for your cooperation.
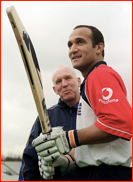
[68,45,72,49]
[66,76,71,80]
[78,40,84,44]
[68,42,72,49]
[56,80,61,84]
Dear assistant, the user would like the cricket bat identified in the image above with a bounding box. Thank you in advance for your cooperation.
[6,6,62,180]
[6,6,52,134]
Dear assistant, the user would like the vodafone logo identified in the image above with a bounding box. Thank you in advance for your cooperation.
[99,87,119,104]
[102,88,113,100]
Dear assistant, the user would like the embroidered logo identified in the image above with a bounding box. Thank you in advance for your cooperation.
[99,87,119,104]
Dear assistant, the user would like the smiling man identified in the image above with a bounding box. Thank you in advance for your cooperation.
[68,26,105,77]
[32,26,132,181]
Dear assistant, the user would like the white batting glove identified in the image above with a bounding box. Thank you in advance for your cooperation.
[52,154,77,173]
[38,155,54,180]
[39,154,77,180]
[32,127,80,160]
[32,126,70,159]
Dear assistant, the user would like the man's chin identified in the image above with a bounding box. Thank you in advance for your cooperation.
[62,95,74,102]
[72,62,81,70]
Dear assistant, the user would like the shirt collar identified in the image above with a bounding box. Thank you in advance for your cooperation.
[58,98,79,109]
[80,61,107,92]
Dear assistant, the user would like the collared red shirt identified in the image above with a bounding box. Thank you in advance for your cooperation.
[75,61,132,167]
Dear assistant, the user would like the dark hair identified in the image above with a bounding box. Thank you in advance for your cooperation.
[74,25,105,57]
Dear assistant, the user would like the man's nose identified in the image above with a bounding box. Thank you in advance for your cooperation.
[69,44,78,55]
[62,79,68,87]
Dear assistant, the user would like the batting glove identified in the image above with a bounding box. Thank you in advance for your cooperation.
[38,155,54,180]
[52,154,77,172]
[32,127,80,160]
[38,154,77,180]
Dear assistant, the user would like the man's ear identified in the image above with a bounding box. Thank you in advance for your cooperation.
[77,77,81,87]
[53,87,58,95]
[96,42,104,54]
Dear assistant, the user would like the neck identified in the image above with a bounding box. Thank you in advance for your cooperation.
[65,95,80,107]
[82,58,103,78]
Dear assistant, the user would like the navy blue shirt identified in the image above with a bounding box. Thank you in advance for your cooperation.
[18,98,78,181]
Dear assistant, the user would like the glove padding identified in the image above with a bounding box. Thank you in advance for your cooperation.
[39,154,77,180]
[38,155,54,180]
[32,127,71,160]
[52,154,77,172]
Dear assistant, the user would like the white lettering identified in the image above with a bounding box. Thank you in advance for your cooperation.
[99,99,119,104]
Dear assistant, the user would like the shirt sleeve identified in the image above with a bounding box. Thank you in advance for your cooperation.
[85,66,132,140]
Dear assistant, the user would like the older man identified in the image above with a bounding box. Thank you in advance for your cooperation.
[18,66,81,181]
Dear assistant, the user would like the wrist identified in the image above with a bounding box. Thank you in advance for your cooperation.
[66,130,81,149]
[65,154,77,171]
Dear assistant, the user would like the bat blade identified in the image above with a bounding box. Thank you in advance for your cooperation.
[6,6,51,134]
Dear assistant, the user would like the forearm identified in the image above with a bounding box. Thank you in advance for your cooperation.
[77,124,119,145]
[32,125,119,165]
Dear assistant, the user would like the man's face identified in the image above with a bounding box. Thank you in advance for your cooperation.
[53,67,80,103]
[68,27,98,76]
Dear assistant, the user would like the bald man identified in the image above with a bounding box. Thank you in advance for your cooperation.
[18,66,81,181]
